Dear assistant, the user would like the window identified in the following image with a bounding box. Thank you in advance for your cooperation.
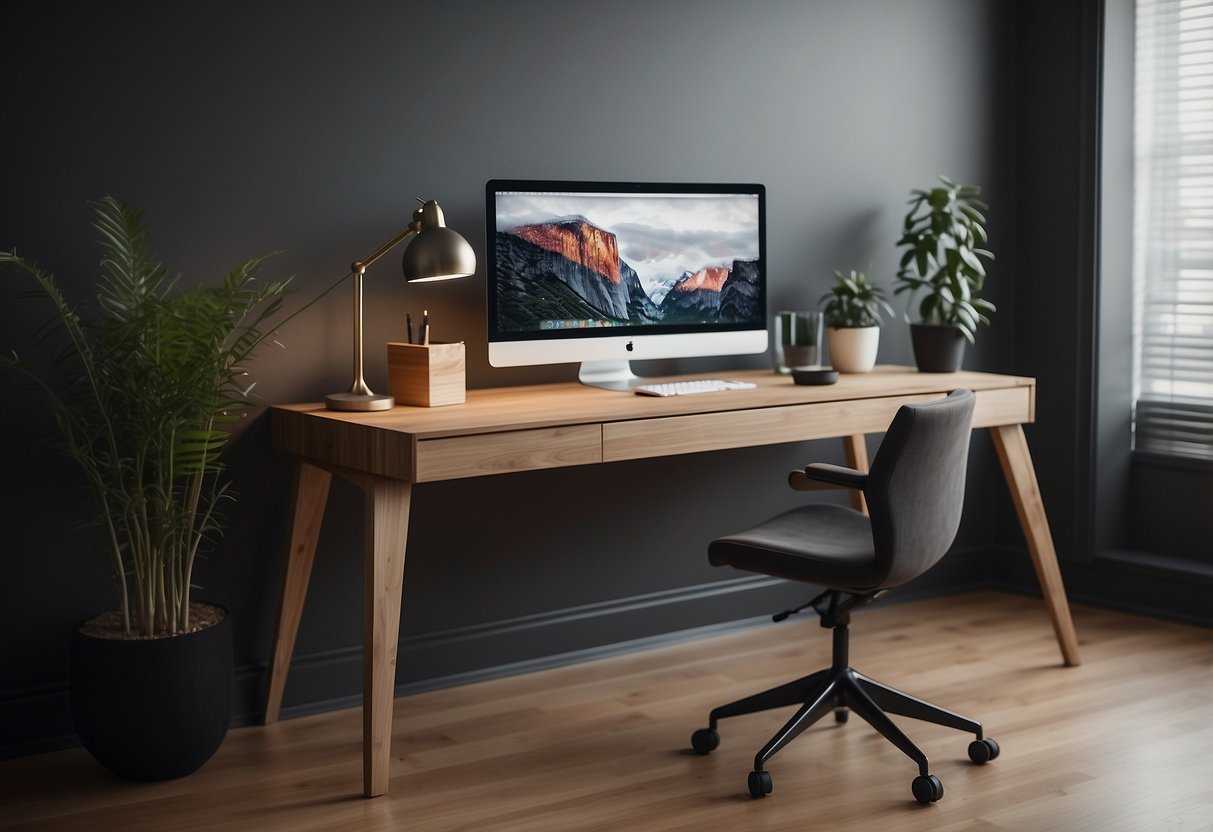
[1133,0,1213,461]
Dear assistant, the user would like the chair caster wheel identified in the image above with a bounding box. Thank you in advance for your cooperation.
[834,707,849,724]
[748,769,773,798]
[968,737,1000,764]
[690,728,719,754]
[912,773,944,804]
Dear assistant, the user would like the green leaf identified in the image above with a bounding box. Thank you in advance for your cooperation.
[958,247,985,276]
[920,293,937,321]
[959,204,986,225]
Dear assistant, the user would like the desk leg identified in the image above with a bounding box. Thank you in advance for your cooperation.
[842,435,870,515]
[989,424,1082,667]
[361,476,412,798]
[264,461,333,724]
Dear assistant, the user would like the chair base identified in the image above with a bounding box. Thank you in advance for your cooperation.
[692,618,994,801]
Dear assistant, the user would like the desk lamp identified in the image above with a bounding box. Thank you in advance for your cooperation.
[326,199,476,411]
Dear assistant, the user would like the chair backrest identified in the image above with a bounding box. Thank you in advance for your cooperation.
[864,389,976,590]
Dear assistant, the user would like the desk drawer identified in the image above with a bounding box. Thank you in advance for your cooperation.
[414,424,602,481]
[602,397,936,462]
[602,386,1034,463]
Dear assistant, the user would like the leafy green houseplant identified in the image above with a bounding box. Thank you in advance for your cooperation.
[1,196,292,778]
[819,269,893,373]
[894,176,996,371]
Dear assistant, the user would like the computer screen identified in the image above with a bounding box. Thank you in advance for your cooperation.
[485,179,767,389]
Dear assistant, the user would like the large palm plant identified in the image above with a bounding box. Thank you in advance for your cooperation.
[2,196,291,636]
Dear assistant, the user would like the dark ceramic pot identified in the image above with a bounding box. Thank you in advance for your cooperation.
[910,324,966,373]
[70,604,232,780]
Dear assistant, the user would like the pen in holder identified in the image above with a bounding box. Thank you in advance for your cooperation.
[386,341,466,407]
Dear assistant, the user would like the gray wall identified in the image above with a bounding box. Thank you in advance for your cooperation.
[1,0,1018,754]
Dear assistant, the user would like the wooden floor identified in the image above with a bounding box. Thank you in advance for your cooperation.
[3,590,1211,832]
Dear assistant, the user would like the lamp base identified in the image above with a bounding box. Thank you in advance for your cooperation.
[325,392,395,411]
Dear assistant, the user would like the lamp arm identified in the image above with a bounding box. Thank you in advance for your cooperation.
[266,218,423,341]
[351,220,421,275]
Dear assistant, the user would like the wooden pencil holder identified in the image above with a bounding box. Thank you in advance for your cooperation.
[386,341,466,407]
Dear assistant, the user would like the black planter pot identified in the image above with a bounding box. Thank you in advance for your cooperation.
[910,324,967,373]
[71,604,232,781]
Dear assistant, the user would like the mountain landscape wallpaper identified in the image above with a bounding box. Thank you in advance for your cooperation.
[492,191,762,333]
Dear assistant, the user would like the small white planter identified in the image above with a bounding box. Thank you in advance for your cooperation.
[826,326,880,373]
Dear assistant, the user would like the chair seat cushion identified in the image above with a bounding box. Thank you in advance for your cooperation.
[708,503,884,592]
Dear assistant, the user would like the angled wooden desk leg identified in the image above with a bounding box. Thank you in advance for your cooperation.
[990,424,1082,667]
[359,475,412,798]
[264,461,333,724]
[842,434,870,515]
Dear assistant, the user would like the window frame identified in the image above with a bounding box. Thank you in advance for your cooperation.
[1092,0,1213,576]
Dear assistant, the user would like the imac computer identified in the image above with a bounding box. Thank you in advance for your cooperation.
[486,179,767,390]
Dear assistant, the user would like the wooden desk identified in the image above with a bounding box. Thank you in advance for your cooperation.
[264,365,1080,797]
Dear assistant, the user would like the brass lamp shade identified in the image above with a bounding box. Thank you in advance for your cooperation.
[403,201,477,282]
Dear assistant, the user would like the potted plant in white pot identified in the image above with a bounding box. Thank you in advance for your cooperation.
[819,269,893,373]
[893,176,996,372]
[1,196,292,780]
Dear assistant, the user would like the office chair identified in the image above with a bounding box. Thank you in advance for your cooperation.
[690,389,998,803]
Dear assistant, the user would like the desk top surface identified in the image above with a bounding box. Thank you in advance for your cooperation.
[273,365,1033,442]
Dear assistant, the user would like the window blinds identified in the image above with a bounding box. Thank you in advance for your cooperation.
[1133,0,1213,460]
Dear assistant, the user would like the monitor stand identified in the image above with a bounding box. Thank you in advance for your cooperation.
[578,360,640,392]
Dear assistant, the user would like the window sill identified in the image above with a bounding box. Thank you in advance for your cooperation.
[1131,449,1213,474]
[1097,548,1213,585]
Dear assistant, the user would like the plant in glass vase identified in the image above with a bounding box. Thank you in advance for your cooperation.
[894,176,995,372]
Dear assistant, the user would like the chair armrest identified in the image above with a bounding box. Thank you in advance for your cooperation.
[787,463,869,492]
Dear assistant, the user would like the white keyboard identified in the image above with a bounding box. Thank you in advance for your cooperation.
[633,379,758,397]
